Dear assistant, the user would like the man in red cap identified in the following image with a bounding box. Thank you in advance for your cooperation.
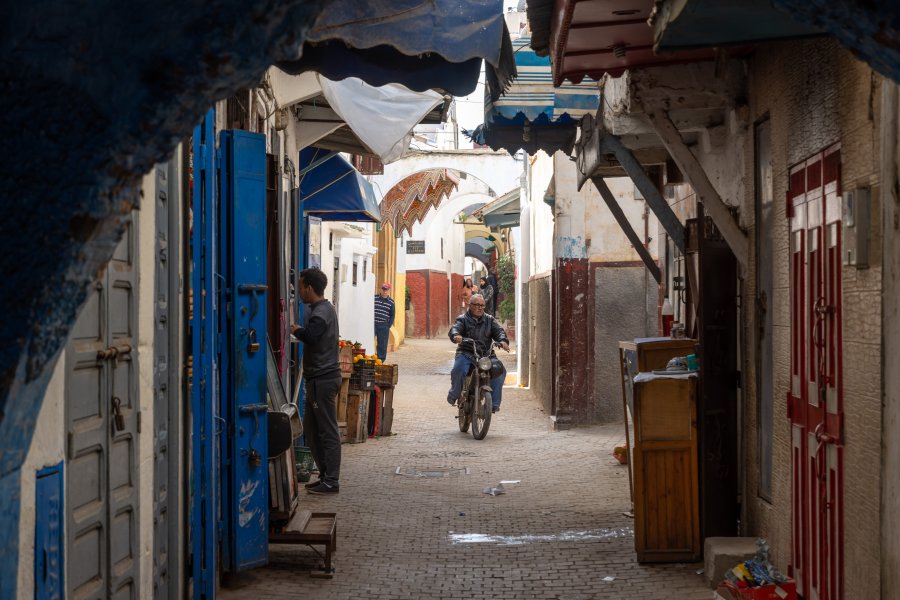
[373,282,396,361]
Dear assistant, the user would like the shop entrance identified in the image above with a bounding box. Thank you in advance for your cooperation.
[788,144,844,600]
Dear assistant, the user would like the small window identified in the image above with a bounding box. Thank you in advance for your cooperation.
[329,232,333,251]
[352,261,358,286]
[363,259,367,278]
[441,238,444,259]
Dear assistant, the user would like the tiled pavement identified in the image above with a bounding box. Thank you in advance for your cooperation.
[220,338,712,599]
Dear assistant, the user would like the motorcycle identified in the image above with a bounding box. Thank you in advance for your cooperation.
[455,338,503,440]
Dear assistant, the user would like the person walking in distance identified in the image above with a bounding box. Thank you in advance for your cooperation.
[374,282,396,362]
[459,277,474,310]
[291,268,342,494]
[479,276,495,315]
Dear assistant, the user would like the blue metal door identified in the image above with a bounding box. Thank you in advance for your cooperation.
[219,129,269,571]
[191,109,218,599]
[35,463,64,600]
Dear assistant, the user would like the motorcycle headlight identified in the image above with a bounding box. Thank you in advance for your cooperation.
[478,357,493,371]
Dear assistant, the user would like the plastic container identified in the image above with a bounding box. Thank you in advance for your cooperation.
[293,446,316,482]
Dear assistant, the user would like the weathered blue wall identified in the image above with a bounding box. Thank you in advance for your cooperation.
[774,0,900,83]
[0,1,330,595]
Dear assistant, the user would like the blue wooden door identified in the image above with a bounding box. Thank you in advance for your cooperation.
[35,463,64,600]
[220,129,269,571]
[191,109,219,599]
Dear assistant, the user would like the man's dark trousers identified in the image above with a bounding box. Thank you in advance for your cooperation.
[374,323,390,361]
[303,373,343,486]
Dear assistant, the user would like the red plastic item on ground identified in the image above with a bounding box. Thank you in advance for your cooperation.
[715,580,797,600]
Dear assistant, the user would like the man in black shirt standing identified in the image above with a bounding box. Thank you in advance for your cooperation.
[291,268,342,494]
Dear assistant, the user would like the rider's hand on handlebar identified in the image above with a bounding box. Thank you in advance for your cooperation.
[500,341,510,352]
[453,335,463,344]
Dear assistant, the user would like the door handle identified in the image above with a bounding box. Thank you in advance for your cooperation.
[237,283,267,319]
[97,344,132,362]
[112,397,126,432]
[238,403,269,414]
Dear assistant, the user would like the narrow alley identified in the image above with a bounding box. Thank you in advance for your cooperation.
[221,338,709,599]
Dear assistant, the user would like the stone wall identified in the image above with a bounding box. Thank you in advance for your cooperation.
[592,264,657,423]
[528,275,553,414]
[742,38,884,597]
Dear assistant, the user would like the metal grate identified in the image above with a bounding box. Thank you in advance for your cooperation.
[395,466,470,478]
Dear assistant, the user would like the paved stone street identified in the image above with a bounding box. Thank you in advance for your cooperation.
[221,338,711,599]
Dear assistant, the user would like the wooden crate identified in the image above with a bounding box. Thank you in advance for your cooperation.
[632,376,700,563]
[334,378,349,424]
[375,363,398,386]
[345,391,369,444]
[339,345,353,376]
[378,387,394,436]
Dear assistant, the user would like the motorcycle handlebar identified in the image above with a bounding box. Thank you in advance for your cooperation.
[456,338,509,353]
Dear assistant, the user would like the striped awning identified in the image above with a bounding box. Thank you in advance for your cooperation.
[476,35,600,154]
[380,169,460,236]
[486,36,599,124]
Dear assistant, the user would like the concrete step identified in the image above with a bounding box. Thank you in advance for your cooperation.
[704,537,758,588]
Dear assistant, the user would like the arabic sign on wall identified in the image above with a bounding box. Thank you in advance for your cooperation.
[406,240,425,254]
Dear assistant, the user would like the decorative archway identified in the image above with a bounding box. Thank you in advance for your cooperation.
[380,169,460,236]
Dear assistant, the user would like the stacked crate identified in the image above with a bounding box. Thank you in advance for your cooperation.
[335,346,352,443]
[349,358,376,392]
[372,364,399,437]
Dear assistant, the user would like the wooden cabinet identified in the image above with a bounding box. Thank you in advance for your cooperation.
[632,375,700,563]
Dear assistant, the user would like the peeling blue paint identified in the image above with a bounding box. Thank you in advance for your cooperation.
[558,236,587,259]
[238,479,261,528]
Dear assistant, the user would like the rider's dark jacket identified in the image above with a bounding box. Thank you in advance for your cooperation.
[448,310,508,359]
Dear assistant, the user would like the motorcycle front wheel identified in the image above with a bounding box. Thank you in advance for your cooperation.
[471,389,492,440]
[457,391,471,433]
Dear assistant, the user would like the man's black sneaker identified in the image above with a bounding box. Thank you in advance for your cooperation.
[307,481,339,495]
[447,397,457,406]
[304,479,322,489]
[492,408,500,414]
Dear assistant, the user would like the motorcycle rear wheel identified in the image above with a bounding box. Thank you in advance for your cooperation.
[472,389,492,440]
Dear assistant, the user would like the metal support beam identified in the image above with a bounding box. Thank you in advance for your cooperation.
[577,114,685,253]
[600,134,685,253]
[643,106,750,269]
[591,176,661,283]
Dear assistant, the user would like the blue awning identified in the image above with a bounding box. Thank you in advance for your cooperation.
[477,35,599,154]
[298,148,381,222]
[279,0,515,100]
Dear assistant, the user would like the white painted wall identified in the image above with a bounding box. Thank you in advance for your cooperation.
[552,155,659,263]
[319,222,377,350]
[404,189,494,273]
[371,149,521,208]
[528,152,556,276]
[136,176,157,600]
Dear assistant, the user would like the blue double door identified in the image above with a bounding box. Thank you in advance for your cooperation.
[192,119,269,598]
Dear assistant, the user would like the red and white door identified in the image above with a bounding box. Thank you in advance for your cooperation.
[788,144,844,600]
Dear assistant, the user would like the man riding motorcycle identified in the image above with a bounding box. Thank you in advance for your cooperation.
[447,294,510,413]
